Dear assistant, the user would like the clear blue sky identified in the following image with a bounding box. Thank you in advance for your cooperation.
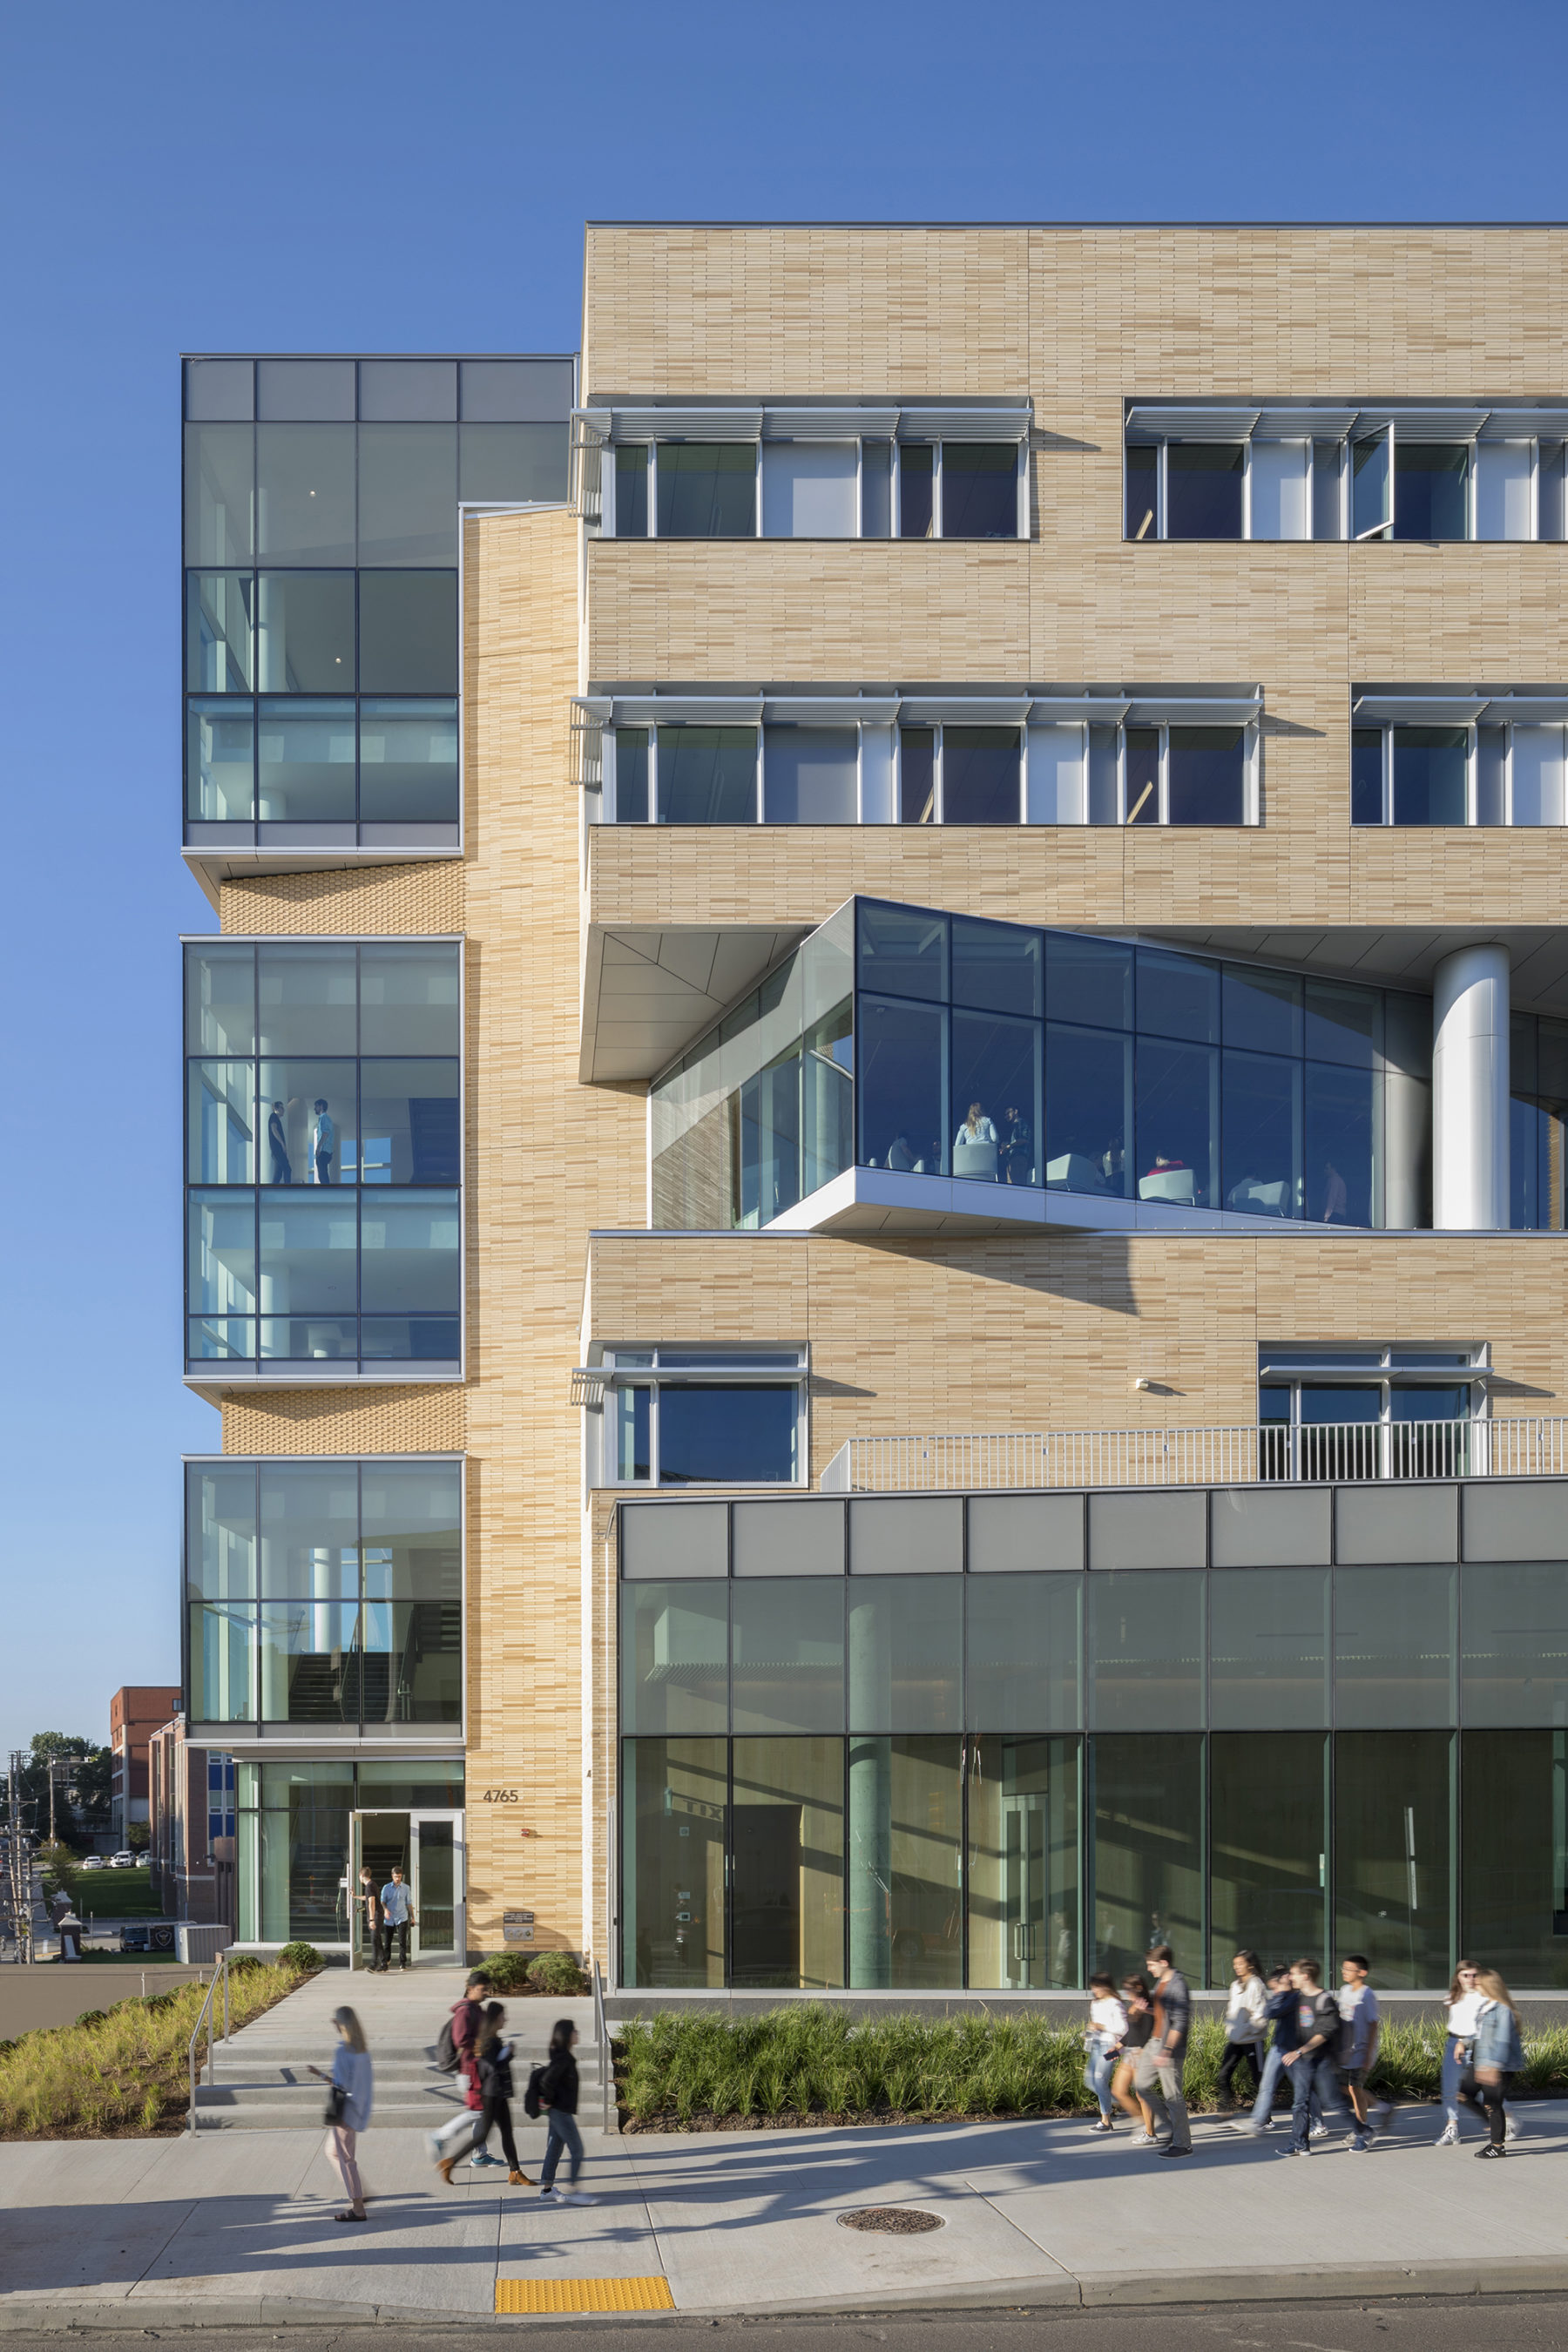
[0,0,1560,1759]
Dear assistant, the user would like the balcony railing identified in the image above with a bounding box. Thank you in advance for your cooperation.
[820,1418,1568,1494]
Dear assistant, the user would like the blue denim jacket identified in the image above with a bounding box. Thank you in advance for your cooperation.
[1471,1999,1524,2073]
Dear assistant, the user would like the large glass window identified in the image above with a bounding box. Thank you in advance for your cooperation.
[1088,1571,1204,1730]
[1461,1731,1568,1989]
[1334,1566,1456,1727]
[357,423,457,565]
[1208,1567,1328,1728]
[657,445,756,537]
[968,1737,1079,1989]
[943,727,1021,823]
[602,1350,807,1488]
[623,1738,727,1988]
[1461,1562,1568,1725]
[186,423,253,565]
[1393,727,1469,825]
[763,727,857,823]
[848,1735,962,1988]
[256,424,356,565]
[621,1583,729,1736]
[1166,444,1244,538]
[1091,1734,1203,1984]
[1335,1730,1452,1988]
[731,1580,845,1734]
[657,727,757,823]
[731,1738,846,1989]
[255,573,355,693]
[760,443,857,538]
[1509,1013,1568,1233]
[847,1578,963,1732]
[1209,1732,1326,1981]
[940,445,1018,538]
[1394,444,1469,540]
[966,1575,1082,1731]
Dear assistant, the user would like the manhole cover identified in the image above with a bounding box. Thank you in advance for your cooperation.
[837,2207,943,2235]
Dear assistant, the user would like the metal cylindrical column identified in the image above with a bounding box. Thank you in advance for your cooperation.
[1432,944,1510,1228]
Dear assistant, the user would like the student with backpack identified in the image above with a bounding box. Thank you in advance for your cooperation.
[459,2002,533,2186]
[529,2017,598,2205]
[429,1975,512,2175]
[1279,1958,1342,2157]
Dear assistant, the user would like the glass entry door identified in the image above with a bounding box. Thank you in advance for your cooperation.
[350,1810,464,1965]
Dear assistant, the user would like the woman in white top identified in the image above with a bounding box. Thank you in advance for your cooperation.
[1438,1961,1482,2146]
[954,1103,998,1151]
[310,2006,375,2221]
[1083,1972,1129,2131]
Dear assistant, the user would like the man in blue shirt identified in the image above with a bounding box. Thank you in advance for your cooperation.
[380,1864,414,1970]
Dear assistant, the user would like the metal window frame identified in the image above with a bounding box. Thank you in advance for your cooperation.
[595,1351,809,1490]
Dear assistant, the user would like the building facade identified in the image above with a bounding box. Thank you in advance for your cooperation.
[109,1686,180,1846]
[182,231,1568,1990]
[147,1713,236,1928]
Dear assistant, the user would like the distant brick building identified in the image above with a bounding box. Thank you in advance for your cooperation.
[147,1713,235,1927]
[109,1686,179,1847]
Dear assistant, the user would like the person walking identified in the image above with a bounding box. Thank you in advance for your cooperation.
[379,1863,414,1970]
[428,1972,490,2169]
[537,2017,598,2206]
[1460,1968,1526,2159]
[1111,1977,1159,2139]
[457,2002,534,2186]
[1278,1959,1341,2158]
[309,2006,373,2222]
[1083,1973,1127,2132]
[1216,1950,1268,2112]
[1437,1960,1491,2146]
[1336,1954,1386,2149]
[1231,1965,1296,2136]
[358,1866,384,1972]
[1141,1943,1193,2159]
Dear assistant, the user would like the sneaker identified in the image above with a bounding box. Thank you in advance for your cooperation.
[560,2190,599,2206]
[1133,2131,1158,2146]
[470,2152,506,2169]
[537,2186,559,2200]
[1158,2146,1191,2159]
[1309,2121,1329,2139]
[1436,2124,1459,2147]
[1477,2142,1506,2159]
[1348,2133,1369,2153]
[1227,2119,1265,2136]
[1093,2118,1115,2132]
[1276,2146,1308,2157]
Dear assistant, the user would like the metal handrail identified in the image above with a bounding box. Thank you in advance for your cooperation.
[821,1416,1568,1494]
[186,1951,229,2137]
[591,1957,612,2136]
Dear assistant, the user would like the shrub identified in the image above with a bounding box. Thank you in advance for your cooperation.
[476,1952,533,1993]
[526,1949,587,1997]
[276,1941,323,1973]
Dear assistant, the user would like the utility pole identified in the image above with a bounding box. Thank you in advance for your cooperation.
[5,1751,33,1964]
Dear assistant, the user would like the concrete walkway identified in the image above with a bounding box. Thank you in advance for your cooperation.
[5,2099,1568,2325]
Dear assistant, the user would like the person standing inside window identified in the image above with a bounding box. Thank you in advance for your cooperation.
[267,1099,293,1185]
[312,1098,335,1185]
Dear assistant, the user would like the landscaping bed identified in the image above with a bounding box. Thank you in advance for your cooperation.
[613,2008,1568,2133]
[0,1959,308,2139]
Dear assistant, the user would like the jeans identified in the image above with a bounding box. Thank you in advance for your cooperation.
[380,1920,410,1968]
[1136,2038,1191,2153]
[1217,2038,1261,2105]
[540,2109,584,2188]
[1084,2036,1116,2118]
[1442,2033,1466,2127]
[1289,2051,1340,2150]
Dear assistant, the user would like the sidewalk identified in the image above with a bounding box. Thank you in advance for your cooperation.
[5,2101,1568,2325]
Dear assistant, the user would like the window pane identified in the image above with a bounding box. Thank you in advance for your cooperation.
[761,442,857,537]
[1166,443,1244,538]
[259,1462,358,1598]
[459,421,568,504]
[1335,1730,1451,1987]
[358,423,456,564]
[187,700,254,821]
[1137,950,1219,1044]
[1351,727,1385,824]
[1046,933,1132,1030]
[1135,1038,1217,1207]
[190,1604,254,1723]
[1249,441,1309,540]
[258,699,355,822]
[1304,979,1379,1069]
[1335,1565,1456,1727]
[255,572,355,693]
[359,943,461,1056]
[1088,1571,1204,1730]
[188,1062,256,1183]
[620,1585,727,1735]
[1125,443,1158,539]
[968,1736,1079,1989]
[1166,727,1245,825]
[1351,432,1391,537]
[1474,442,1533,541]
[359,572,457,693]
[1392,727,1468,825]
[615,1386,652,1481]
[1044,1023,1131,1198]
[186,572,254,693]
[186,944,255,1058]
[858,902,946,1001]
[623,1738,727,1988]
[899,443,933,537]
[951,1010,1039,1186]
[952,917,1042,1017]
[1125,725,1159,822]
[188,1190,255,1316]
[656,443,755,537]
[657,726,757,823]
[859,997,946,1177]
[848,1735,961,1987]
[186,423,253,565]
[359,1190,460,1314]
[861,440,891,537]
[357,1060,459,1184]
[187,1463,257,1600]
[1026,723,1085,823]
[1091,1733,1203,1984]
[1304,1062,1376,1226]
[940,443,1017,538]
[1312,440,1343,539]
[763,726,856,822]
[731,1580,845,1734]
[613,445,648,537]
[257,943,356,1057]
[258,1602,360,1723]
[1209,1733,1326,1983]
[1089,723,1119,819]
[943,726,1020,824]
[847,1577,962,1732]
[1511,723,1565,826]
[659,1386,798,1486]
[732,1737,846,1989]
[1461,1562,1568,1726]
[1461,1730,1568,1989]
[259,1193,356,1319]
[1222,964,1301,1057]
[1395,443,1469,541]
[898,727,936,823]
[358,699,458,823]
[255,423,355,564]
[966,1575,1082,1730]
[614,727,649,821]
[1222,1049,1301,1217]
[1208,1567,1328,1727]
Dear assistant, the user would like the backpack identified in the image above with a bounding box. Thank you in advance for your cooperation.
[435,2017,460,2074]
[523,2063,545,2119]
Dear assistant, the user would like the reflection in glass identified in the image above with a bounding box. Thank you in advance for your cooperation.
[259,1600,360,1722]
[966,1575,1082,1730]
[623,1737,727,1987]
[1249,441,1310,540]
[1352,432,1391,538]
[1166,444,1244,538]
[186,573,254,693]
[952,1010,1038,1184]
[1222,1050,1301,1216]
[188,700,254,821]
[190,1603,253,1722]
[763,727,857,823]
[1092,1733,1202,1982]
[614,728,649,821]
[1305,1062,1375,1225]
[255,572,354,692]
[731,1738,846,1988]
[256,943,357,1056]
[861,440,892,536]
[188,1063,256,1183]
[1044,1024,1130,1197]
[620,1584,728,1736]
[941,444,1017,537]
[1137,950,1219,1044]
[731,1581,844,1734]
[858,902,946,1000]
[1222,965,1301,1057]
[187,1464,258,1601]
[459,421,568,504]
[859,997,945,1176]
[1394,444,1469,541]
[1135,1038,1217,1207]
[1209,1733,1326,1982]
[258,1193,356,1326]
[1208,1568,1328,1727]
[1167,727,1245,824]
[613,445,648,537]
[260,1462,357,1599]
[954,917,1042,1017]
[358,572,457,694]
[847,1578,963,1731]
[1461,1730,1568,1990]
[659,1388,798,1487]
[657,727,756,823]
[359,1191,460,1315]
[1046,934,1132,1031]
[256,423,355,564]
[185,422,253,565]
[188,1189,256,1318]
[657,444,756,537]
[615,1385,652,1482]
[969,1737,1079,1988]
[761,443,858,537]
[359,943,461,1056]
[357,422,457,564]
[1461,1563,1568,1726]
[1088,1571,1204,1730]
[943,727,1021,823]
[1305,980,1379,1068]
[1335,1729,1451,1987]
[356,1060,459,1183]
[358,700,459,823]
[848,1735,960,1987]
[258,700,355,821]
[1393,728,1468,825]
[1335,1565,1456,1727]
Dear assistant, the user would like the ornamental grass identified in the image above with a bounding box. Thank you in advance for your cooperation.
[615,2006,1568,2131]
[0,1961,304,2139]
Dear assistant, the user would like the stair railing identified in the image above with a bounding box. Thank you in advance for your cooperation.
[186,1950,229,2137]
[591,1956,612,2135]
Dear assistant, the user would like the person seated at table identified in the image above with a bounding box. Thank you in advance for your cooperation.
[954,1101,999,1152]
[1143,1146,1187,1179]
[885,1132,914,1172]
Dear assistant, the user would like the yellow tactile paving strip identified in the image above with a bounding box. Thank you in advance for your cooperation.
[496,2277,675,2314]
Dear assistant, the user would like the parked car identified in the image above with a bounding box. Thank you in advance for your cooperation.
[78,1855,105,1871]
[109,1851,138,1869]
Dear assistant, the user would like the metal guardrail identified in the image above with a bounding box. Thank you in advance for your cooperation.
[186,1951,230,2136]
[591,1957,612,2135]
[821,1416,1568,1494]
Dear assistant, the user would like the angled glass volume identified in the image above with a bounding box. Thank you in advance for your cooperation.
[185,939,462,1375]
[186,1457,462,1731]
[651,899,1433,1232]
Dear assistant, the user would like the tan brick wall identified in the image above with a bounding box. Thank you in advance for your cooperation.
[220,1389,468,1455]
[220,862,464,936]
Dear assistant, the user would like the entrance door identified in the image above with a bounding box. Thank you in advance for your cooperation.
[351,1814,409,1968]
[409,1812,464,1960]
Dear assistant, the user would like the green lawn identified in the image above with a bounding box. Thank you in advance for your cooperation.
[69,1869,166,1920]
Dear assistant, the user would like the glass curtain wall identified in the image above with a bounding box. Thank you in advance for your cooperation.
[185,940,461,1371]
[235,1756,464,1943]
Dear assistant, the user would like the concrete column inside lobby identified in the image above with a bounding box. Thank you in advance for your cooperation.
[1432,943,1510,1229]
